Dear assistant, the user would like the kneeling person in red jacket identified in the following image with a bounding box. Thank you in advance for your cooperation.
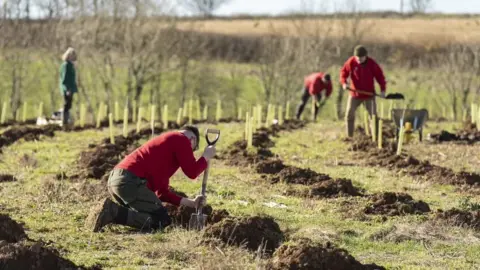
[296,72,332,120]
[85,125,216,232]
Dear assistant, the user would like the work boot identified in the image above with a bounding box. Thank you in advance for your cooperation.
[85,197,119,232]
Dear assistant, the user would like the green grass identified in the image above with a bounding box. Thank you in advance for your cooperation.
[0,120,479,269]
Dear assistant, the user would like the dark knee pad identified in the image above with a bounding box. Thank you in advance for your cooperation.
[150,207,172,230]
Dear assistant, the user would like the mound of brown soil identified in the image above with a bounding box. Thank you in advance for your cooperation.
[252,130,275,148]
[435,208,480,230]
[364,192,430,216]
[256,159,286,174]
[77,127,166,180]
[0,125,60,149]
[0,241,99,270]
[349,134,377,152]
[0,214,96,270]
[0,174,17,183]
[429,129,480,144]
[164,204,230,228]
[0,119,37,128]
[0,214,27,243]
[267,239,385,270]
[269,166,332,185]
[78,136,137,180]
[365,150,480,188]
[309,179,363,198]
[223,140,273,167]
[203,216,284,254]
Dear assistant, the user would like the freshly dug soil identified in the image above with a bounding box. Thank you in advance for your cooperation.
[223,140,273,167]
[269,166,332,185]
[0,124,60,149]
[275,119,306,132]
[77,126,165,180]
[164,204,230,228]
[308,179,363,198]
[0,214,96,270]
[0,174,17,183]
[78,135,137,180]
[267,239,385,270]
[364,192,430,216]
[435,208,480,230]
[0,119,37,128]
[203,216,284,254]
[0,241,98,270]
[429,129,480,144]
[252,130,275,149]
[256,159,286,175]
[0,214,27,243]
[365,149,480,188]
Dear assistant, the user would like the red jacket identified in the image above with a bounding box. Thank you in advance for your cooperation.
[116,131,207,206]
[340,56,387,100]
[304,72,332,97]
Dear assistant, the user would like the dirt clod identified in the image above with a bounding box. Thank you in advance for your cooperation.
[269,167,332,185]
[309,179,363,198]
[267,239,385,270]
[203,216,284,254]
[435,209,480,230]
[364,192,430,216]
[0,174,17,183]
[256,159,286,174]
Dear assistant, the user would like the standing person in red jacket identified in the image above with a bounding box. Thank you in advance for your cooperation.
[296,72,332,120]
[84,125,216,232]
[340,45,387,137]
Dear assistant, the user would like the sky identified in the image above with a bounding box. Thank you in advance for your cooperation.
[213,0,480,16]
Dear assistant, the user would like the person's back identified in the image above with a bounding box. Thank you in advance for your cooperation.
[117,131,206,203]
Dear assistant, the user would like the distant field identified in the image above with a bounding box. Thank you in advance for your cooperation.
[179,17,480,46]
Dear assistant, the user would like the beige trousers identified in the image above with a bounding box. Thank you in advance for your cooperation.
[345,96,377,137]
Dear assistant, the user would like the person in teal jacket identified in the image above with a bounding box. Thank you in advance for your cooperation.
[59,47,78,126]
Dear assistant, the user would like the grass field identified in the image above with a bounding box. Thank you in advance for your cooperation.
[0,117,479,269]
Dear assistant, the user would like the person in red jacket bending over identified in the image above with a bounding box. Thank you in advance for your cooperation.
[340,45,387,137]
[85,125,216,232]
[296,72,332,120]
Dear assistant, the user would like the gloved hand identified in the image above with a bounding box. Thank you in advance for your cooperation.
[180,195,206,209]
[193,195,206,208]
[380,92,386,98]
[202,145,216,161]
[342,84,348,90]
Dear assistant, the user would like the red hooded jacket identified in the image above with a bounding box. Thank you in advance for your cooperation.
[340,56,387,100]
[116,131,207,206]
[304,72,332,97]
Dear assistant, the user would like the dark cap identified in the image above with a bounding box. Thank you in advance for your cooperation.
[354,45,368,57]
[181,125,200,150]
[323,74,331,82]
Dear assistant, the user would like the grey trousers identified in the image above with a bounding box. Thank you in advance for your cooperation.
[345,96,377,137]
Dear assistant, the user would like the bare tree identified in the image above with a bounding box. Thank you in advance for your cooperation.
[439,44,480,121]
[179,0,230,17]
[409,0,433,13]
